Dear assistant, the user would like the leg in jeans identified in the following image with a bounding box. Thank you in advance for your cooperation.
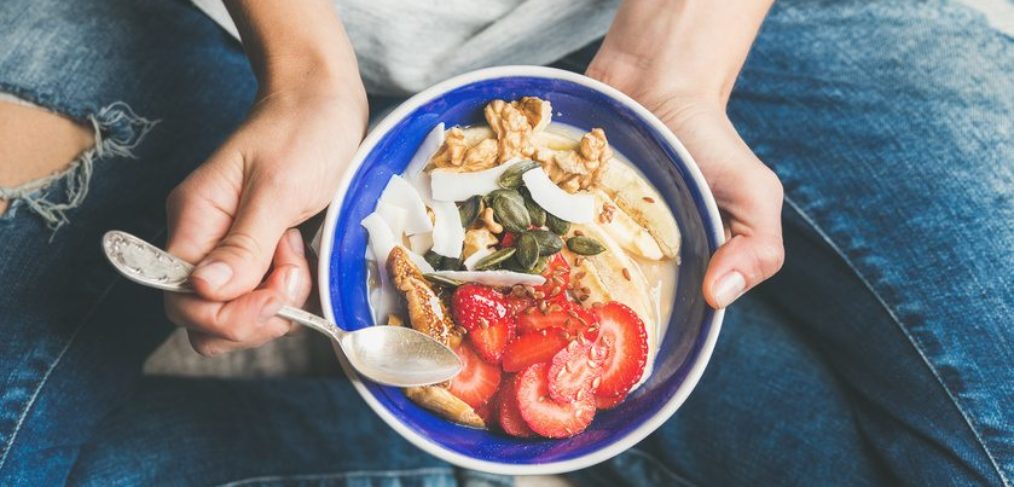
[568,0,1012,485]
[0,1,472,485]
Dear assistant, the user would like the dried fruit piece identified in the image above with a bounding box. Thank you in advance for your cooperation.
[405,386,485,428]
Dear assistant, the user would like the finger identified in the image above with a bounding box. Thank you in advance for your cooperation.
[165,288,287,349]
[703,162,784,309]
[164,229,313,355]
[165,156,243,266]
[188,181,292,301]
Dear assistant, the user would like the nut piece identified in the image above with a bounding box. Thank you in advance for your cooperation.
[533,128,611,193]
[462,138,499,171]
[430,128,499,172]
[462,228,499,260]
[480,207,503,234]
[387,247,464,348]
[484,97,553,164]
[405,386,485,428]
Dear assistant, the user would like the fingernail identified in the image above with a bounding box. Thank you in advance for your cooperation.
[259,297,284,322]
[192,261,233,290]
[287,229,305,257]
[284,268,302,301]
[713,271,746,308]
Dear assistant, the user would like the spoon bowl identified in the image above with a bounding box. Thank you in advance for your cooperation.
[101,230,461,388]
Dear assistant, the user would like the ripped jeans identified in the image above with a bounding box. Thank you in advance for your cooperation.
[0,0,1012,486]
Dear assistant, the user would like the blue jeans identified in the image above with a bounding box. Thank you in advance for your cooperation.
[0,0,1010,485]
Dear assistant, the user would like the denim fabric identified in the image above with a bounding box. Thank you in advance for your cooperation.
[0,0,1011,486]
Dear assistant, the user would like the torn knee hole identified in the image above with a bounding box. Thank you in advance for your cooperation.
[0,96,159,229]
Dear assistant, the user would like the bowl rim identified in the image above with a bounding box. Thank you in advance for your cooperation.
[317,65,726,475]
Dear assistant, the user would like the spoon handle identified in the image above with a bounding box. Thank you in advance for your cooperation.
[277,305,343,341]
[102,230,343,342]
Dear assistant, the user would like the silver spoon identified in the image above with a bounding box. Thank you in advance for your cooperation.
[101,230,461,387]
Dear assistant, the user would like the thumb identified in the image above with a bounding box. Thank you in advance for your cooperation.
[189,189,290,301]
[703,230,785,309]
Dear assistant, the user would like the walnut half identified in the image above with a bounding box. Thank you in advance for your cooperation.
[533,128,612,192]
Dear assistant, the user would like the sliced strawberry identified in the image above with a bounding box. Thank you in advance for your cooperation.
[592,302,648,399]
[595,393,626,410]
[467,319,514,364]
[518,301,598,339]
[447,343,501,408]
[502,330,570,372]
[475,398,496,425]
[548,339,603,402]
[452,284,510,333]
[516,363,596,438]
[498,375,537,438]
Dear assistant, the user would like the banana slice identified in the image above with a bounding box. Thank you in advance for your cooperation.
[589,189,664,261]
[564,223,658,384]
[405,386,485,428]
[598,162,681,260]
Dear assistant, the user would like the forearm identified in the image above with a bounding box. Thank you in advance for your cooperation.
[589,0,773,106]
[225,0,366,110]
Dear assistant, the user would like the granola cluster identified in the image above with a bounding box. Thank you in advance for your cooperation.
[533,129,611,193]
[429,97,612,194]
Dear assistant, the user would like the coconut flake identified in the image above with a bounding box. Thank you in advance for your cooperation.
[522,168,595,223]
[375,202,408,241]
[430,159,524,202]
[428,270,546,287]
[430,200,465,258]
[361,212,397,266]
[408,232,434,255]
[379,175,432,234]
[462,246,495,270]
[404,123,445,203]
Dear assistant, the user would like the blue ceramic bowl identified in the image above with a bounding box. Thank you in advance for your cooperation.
[318,66,725,475]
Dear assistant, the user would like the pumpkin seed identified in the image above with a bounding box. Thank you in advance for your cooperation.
[497,160,540,189]
[438,256,464,271]
[528,229,563,255]
[457,195,483,227]
[474,247,516,270]
[546,213,570,235]
[523,194,547,227]
[486,189,525,208]
[424,273,463,287]
[423,250,443,269]
[567,236,606,256]
[492,195,531,233]
[530,255,549,274]
[515,232,540,270]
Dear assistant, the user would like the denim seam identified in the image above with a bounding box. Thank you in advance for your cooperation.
[0,319,86,473]
[782,195,1009,487]
[215,466,457,487]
